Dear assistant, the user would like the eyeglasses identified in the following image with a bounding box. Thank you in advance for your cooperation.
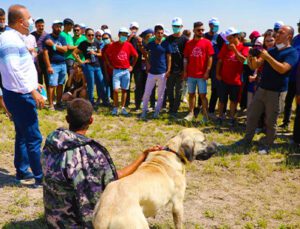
[74,29,80,32]
[95,35,101,37]
[87,34,94,37]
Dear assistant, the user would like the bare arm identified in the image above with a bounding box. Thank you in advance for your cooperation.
[248,56,264,70]
[216,59,223,80]
[260,49,293,74]
[204,55,213,80]
[165,53,171,78]
[43,49,54,74]
[73,48,84,64]
[230,44,246,63]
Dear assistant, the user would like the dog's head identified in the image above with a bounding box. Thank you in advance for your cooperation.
[165,128,217,162]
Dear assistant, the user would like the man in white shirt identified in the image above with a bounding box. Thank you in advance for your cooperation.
[0,4,45,188]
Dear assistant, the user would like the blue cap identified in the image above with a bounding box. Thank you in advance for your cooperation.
[140,28,154,38]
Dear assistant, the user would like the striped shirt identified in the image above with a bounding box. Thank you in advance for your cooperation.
[0,27,38,94]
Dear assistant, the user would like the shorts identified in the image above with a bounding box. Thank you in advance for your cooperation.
[48,63,67,87]
[219,81,241,103]
[187,77,207,94]
[112,69,130,90]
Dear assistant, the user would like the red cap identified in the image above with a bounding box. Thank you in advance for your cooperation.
[249,31,261,41]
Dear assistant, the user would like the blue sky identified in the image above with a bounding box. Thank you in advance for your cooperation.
[1,0,299,38]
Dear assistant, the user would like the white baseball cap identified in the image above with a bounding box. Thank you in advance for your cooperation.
[96,29,104,36]
[209,17,220,26]
[172,17,183,26]
[119,27,129,34]
[103,29,112,36]
[129,21,139,29]
[225,27,239,37]
[52,20,63,26]
[254,36,264,46]
[79,23,87,29]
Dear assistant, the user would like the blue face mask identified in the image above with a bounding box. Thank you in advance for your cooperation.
[212,25,219,33]
[119,35,127,43]
[172,26,181,34]
[103,38,111,45]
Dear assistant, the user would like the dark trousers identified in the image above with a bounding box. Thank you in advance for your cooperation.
[36,55,49,88]
[208,64,218,113]
[283,80,296,125]
[293,104,300,144]
[3,88,43,179]
[166,73,183,113]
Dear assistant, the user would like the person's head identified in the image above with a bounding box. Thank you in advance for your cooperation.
[275,25,294,48]
[102,32,112,45]
[225,27,240,45]
[73,24,81,37]
[63,18,74,32]
[0,8,6,29]
[249,30,260,43]
[263,29,275,50]
[193,21,204,39]
[79,23,86,34]
[118,27,129,43]
[85,28,95,43]
[66,98,93,132]
[34,18,44,35]
[297,20,300,34]
[208,17,219,33]
[52,20,63,36]
[95,29,103,42]
[154,24,164,41]
[101,24,108,30]
[182,29,191,39]
[8,4,34,35]
[129,21,139,36]
[73,62,83,75]
[171,17,183,34]
[140,28,154,43]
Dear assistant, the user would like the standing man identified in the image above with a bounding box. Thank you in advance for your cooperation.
[216,27,249,126]
[294,59,300,147]
[31,18,48,93]
[238,25,298,154]
[72,24,86,60]
[0,4,45,187]
[166,17,188,117]
[183,21,214,123]
[139,24,172,119]
[105,27,138,116]
[204,17,224,115]
[43,20,67,110]
[60,18,76,91]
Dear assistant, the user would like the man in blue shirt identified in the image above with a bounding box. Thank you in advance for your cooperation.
[237,25,299,154]
[43,20,67,110]
[139,24,171,119]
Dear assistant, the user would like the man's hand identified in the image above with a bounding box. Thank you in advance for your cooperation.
[203,71,209,80]
[216,74,222,81]
[31,90,45,109]
[128,66,133,72]
[259,49,271,61]
[165,71,170,78]
[47,66,54,74]
[142,145,163,157]
[228,43,236,52]
[296,95,300,105]
[45,39,54,47]
[249,75,257,82]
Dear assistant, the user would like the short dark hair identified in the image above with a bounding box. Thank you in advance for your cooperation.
[8,4,26,26]
[154,25,164,33]
[67,99,93,131]
[193,21,203,28]
[101,24,108,30]
[74,24,80,29]
[0,8,5,17]
[85,28,94,35]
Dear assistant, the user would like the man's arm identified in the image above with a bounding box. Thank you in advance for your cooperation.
[43,49,54,75]
[129,54,138,72]
[260,49,293,74]
[247,55,264,70]
[117,146,162,179]
[204,55,213,80]
[45,39,68,53]
[216,59,223,81]
[165,53,171,78]
[229,43,246,63]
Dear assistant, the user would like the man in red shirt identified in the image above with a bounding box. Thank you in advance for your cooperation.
[183,21,214,123]
[216,27,249,125]
[105,27,138,115]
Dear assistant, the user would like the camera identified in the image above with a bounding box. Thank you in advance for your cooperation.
[249,46,263,57]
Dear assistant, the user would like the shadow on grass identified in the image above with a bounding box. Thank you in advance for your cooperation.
[2,216,47,229]
[0,168,18,188]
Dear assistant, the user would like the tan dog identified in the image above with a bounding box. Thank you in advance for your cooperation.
[93,128,216,229]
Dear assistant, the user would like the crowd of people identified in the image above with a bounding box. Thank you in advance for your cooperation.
[0,4,300,228]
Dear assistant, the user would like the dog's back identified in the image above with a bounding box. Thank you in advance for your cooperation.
[93,151,186,229]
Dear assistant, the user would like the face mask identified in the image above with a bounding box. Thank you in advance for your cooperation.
[23,18,34,33]
[119,35,127,43]
[212,25,219,33]
[103,38,111,45]
[225,40,229,45]
[172,26,181,34]
[0,23,5,29]
[276,43,286,50]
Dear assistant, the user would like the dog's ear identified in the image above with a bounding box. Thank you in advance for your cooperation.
[179,137,195,162]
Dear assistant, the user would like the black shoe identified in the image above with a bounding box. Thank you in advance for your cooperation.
[15,171,34,183]
[32,178,43,189]
[233,138,252,147]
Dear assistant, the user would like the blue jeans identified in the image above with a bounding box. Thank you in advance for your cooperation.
[83,64,106,104]
[2,88,43,180]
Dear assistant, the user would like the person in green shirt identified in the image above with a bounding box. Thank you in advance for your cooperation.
[73,24,86,60]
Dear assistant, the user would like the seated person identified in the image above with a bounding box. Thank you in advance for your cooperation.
[62,63,87,101]
[42,98,160,228]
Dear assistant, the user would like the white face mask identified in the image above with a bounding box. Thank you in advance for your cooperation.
[276,43,286,50]
[0,23,5,29]
[22,17,34,34]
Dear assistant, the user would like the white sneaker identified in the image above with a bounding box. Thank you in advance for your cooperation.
[111,107,118,115]
[184,112,194,121]
[121,107,129,116]
[153,111,159,119]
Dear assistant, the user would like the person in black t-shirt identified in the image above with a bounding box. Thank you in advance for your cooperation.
[166,17,188,117]
[73,28,106,106]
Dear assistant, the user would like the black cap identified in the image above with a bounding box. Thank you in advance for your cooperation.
[63,18,74,26]
[35,18,44,24]
[298,20,300,26]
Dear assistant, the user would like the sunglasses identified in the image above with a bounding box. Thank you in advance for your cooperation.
[195,29,204,32]
[87,34,94,37]
[95,35,101,37]
[74,29,80,32]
